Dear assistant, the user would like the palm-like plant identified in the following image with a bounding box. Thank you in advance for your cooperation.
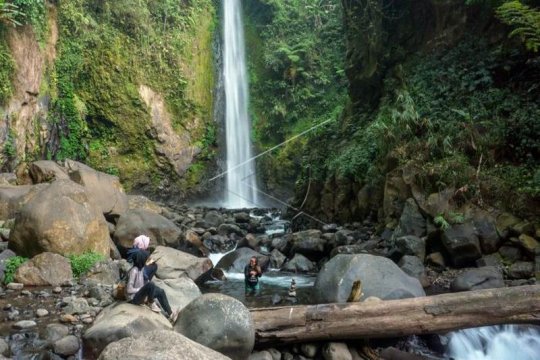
[0,1,22,27]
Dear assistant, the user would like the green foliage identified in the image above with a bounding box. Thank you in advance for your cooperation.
[0,39,14,103]
[9,0,47,42]
[3,128,16,159]
[0,1,22,26]
[434,214,450,230]
[68,252,105,278]
[3,256,28,284]
[246,0,347,146]
[497,1,540,51]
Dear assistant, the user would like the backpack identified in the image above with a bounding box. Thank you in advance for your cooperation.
[113,266,133,301]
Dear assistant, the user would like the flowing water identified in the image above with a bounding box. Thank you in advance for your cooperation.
[222,0,259,208]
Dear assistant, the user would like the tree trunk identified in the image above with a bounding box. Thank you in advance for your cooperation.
[251,285,540,346]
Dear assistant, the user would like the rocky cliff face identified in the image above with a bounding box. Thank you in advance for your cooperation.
[0,0,217,199]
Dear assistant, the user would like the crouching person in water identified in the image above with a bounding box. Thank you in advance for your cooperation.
[244,256,262,296]
[127,250,174,320]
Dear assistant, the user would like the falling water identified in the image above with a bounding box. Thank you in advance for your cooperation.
[222,0,259,208]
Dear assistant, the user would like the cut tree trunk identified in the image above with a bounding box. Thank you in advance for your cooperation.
[251,285,540,346]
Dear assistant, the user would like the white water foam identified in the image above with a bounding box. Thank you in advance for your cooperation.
[447,325,540,360]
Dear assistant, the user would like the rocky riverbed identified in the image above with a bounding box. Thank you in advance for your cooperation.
[0,160,539,359]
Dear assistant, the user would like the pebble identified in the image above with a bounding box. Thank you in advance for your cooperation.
[2,303,11,311]
[54,335,80,356]
[8,310,19,321]
[21,290,32,296]
[53,287,62,294]
[36,309,49,317]
[12,320,37,329]
[60,314,78,324]
[6,283,24,290]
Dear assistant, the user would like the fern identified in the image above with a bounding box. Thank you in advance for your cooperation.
[497,1,540,52]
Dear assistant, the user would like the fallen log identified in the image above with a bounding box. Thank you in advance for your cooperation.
[251,285,540,346]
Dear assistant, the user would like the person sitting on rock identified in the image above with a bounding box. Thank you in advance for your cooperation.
[127,234,157,282]
[244,256,262,296]
[127,250,175,321]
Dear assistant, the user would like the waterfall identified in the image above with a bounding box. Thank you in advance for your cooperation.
[222,0,259,208]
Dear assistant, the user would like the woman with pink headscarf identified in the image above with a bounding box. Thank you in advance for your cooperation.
[127,235,157,282]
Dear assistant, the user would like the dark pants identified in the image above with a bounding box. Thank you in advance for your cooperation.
[130,282,172,316]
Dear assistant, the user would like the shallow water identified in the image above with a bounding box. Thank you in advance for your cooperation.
[200,270,317,308]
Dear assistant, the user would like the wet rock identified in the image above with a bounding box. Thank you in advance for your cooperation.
[53,286,62,294]
[217,223,243,237]
[271,294,282,305]
[496,213,521,238]
[7,310,19,321]
[451,267,504,291]
[13,320,37,330]
[394,235,426,261]
[282,253,315,273]
[44,323,70,342]
[476,254,504,269]
[216,247,269,273]
[63,297,91,315]
[269,249,287,269]
[391,199,426,241]
[398,255,428,287]
[174,293,254,360]
[0,338,8,357]
[507,261,534,279]
[322,342,352,360]
[265,348,281,360]
[517,234,539,257]
[474,215,501,254]
[53,335,80,356]
[203,234,235,253]
[441,223,481,267]
[60,314,78,324]
[271,237,290,255]
[512,221,535,236]
[499,246,522,263]
[235,212,251,223]
[380,347,427,360]
[204,211,224,228]
[289,230,326,259]
[300,343,319,358]
[98,330,231,360]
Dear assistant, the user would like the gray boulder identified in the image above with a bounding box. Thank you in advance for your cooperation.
[65,160,128,217]
[269,249,286,269]
[153,277,201,312]
[81,259,123,286]
[113,209,182,248]
[507,261,534,279]
[83,302,172,359]
[0,249,16,283]
[398,255,428,287]
[127,195,163,214]
[314,254,425,302]
[14,252,72,286]
[0,184,47,220]
[98,330,231,360]
[216,247,269,273]
[9,180,110,257]
[174,293,254,360]
[28,160,70,184]
[282,253,315,273]
[289,230,326,259]
[152,246,213,282]
[441,223,482,267]
[394,235,426,261]
[473,214,501,254]
[391,198,426,241]
[53,335,80,356]
[204,211,224,228]
[451,267,504,292]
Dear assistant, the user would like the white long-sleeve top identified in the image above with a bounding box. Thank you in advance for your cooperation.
[126,266,145,301]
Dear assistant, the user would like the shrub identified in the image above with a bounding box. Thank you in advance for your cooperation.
[68,252,105,278]
[3,256,28,284]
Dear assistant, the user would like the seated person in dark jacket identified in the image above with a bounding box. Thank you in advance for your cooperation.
[127,234,157,282]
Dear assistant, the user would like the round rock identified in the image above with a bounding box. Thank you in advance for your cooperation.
[174,293,254,360]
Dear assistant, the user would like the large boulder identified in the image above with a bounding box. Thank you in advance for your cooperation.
[83,302,172,359]
[152,246,213,281]
[215,247,269,273]
[153,277,201,312]
[66,160,128,218]
[127,195,163,214]
[113,209,182,248]
[441,223,481,267]
[9,180,110,257]
[398,255,428,287]
[473,213,501,254]
[28,160,70,184]
[81,259,124,286]
[391,198,426,241]
[98,330,232,360]
[0,184,47,220]
[450,267,504,292]
[314,254,425,302]
[282,253,316,273]
[288,230,326,259]
[394,235,426,261]
[14,252,73,286]
[174,294,254,360]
